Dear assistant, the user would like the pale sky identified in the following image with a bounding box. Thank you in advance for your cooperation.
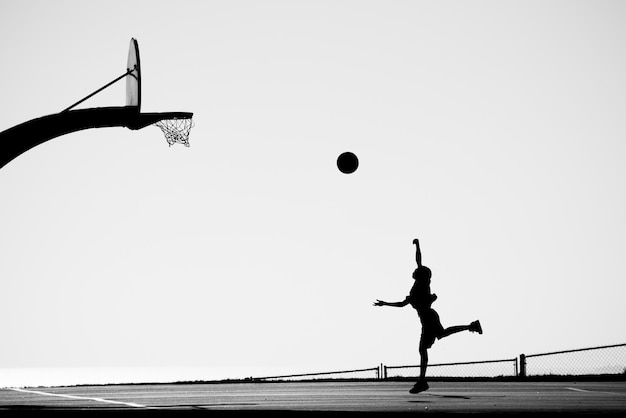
[1,0,625,387]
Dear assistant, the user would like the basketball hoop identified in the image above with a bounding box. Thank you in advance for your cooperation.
[0,38,197,169]
[154,117,194,147]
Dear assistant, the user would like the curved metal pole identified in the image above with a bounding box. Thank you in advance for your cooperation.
[0,107,137,169]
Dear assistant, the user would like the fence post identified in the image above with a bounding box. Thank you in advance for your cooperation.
[519,354,526,378]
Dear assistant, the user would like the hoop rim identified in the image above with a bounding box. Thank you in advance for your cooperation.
[127,112,193,130]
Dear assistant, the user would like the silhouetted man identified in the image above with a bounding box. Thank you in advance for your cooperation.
[374,239,482,394]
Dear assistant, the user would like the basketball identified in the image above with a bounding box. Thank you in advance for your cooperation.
[337,152,359,174]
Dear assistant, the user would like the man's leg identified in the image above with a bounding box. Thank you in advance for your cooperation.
[439,320,482,339]
[419,345,427,380]
[439,325,470,338]
[410,341,430,393]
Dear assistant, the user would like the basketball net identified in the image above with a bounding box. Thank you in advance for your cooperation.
[154,117,194,147]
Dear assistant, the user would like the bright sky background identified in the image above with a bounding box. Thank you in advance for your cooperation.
[1,0,626,387]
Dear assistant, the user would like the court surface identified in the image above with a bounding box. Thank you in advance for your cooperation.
[1,381,625,414]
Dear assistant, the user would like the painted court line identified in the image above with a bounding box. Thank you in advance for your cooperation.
[8,387,151,409]
[566,387,622,396]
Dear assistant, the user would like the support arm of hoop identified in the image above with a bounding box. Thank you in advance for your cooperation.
[61,68,135,113]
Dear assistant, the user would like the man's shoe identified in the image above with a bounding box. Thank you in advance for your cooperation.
[470,320,483,334]
[409,380,429,394]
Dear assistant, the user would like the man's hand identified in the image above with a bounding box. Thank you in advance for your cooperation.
[413,239,419,246]
[373,300,387,306]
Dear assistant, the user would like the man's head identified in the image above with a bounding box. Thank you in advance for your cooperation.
[413,266,432,282]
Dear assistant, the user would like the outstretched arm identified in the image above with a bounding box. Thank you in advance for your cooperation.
[374,297,410,307]
[413,238,422,268]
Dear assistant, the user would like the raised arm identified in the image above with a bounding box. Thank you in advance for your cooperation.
[413,238,422,268]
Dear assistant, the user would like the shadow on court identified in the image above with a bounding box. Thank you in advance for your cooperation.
[426,393,471,399]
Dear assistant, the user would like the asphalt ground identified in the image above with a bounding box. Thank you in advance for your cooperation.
[1,380,625,415]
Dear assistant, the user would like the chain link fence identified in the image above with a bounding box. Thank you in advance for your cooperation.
[254,366,380,382]
[250,343,625,382]
[521,343,626,377]
[384,358,518,379]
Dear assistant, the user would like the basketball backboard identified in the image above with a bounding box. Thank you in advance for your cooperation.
[126,38,141,110]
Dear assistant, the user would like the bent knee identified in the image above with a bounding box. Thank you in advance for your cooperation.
[419,341,432,353]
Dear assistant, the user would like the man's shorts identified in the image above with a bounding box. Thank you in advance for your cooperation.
[419,308,444,350]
